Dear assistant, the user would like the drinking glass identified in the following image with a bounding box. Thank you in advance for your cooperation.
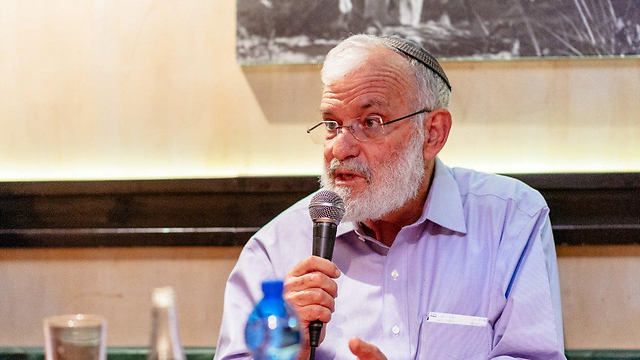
[44,314,106,360]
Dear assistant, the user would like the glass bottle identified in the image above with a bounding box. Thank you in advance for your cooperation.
[147,287,186,360]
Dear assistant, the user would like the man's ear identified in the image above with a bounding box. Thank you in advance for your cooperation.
[422,109,452,160]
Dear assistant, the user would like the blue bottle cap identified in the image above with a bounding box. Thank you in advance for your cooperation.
[262,280,284,297]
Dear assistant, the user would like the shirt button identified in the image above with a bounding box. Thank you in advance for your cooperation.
[391,269,399,278]
[392,325,400,335]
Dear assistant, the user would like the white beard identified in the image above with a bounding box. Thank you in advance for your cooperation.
[319,129,426,223]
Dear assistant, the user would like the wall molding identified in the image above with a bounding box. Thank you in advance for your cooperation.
[1,173,638,248]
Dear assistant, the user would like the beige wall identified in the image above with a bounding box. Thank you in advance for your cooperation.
[558,246,640,349]
[0,0,639,181]
[0,247,242,347]
[2,246,640,350]
[1,0,640,351]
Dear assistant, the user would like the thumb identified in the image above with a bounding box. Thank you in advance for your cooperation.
[348,337,386,360]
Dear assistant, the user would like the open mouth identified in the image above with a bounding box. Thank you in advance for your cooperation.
[335,171,365,182]
[338,173,357,181]
[327,159,371,185]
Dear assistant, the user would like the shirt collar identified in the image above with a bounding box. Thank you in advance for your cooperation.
[420,157,467,234]
[336,157,467,237]
[337,221,356,238]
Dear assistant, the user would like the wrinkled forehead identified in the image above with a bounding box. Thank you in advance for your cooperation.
[322,44,415,85]
[320,47,418,111]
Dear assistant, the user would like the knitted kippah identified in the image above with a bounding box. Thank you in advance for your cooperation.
[381,36,451,91]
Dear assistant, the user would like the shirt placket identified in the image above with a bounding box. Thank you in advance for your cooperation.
[383,232,411,360]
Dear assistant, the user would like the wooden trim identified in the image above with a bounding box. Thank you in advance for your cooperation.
[1,173,638,248]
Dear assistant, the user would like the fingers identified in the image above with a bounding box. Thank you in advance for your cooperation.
[286,288,336,312]
[283,256,340,345]
[288,256,341,278]
[293,304,333,323]
[285,270,339,298]
[348,337,387,360]
[285,256,339,297]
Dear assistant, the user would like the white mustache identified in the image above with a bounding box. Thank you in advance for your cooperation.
[327,158,372,184]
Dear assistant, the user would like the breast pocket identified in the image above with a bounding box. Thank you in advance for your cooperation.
[417,319,490,360]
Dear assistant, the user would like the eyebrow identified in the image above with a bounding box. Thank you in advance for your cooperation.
[320,108,332,115]
[360,99,387,109]
[319,99,388,116]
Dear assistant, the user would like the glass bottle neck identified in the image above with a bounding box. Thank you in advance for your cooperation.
[148,306,185,360]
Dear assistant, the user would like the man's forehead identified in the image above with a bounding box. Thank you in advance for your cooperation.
[319,47,415,115]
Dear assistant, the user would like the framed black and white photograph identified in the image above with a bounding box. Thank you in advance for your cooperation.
[237,0,640,64]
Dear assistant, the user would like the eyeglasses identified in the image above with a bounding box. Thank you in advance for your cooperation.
[306,108,431,144]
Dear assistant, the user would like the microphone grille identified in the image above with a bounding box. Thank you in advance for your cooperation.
[308,190,345,224]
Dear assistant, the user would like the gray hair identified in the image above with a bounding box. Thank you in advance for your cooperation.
[321,34,451,112]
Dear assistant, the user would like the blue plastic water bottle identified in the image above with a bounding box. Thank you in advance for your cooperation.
[245,280,301,360]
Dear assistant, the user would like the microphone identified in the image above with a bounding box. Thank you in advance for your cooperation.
[307,190,345,360]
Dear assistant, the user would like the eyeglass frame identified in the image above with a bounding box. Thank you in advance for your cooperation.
[306,108,433,143]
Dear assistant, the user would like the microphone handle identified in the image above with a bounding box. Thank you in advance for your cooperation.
[309,221,337,359]
[308,320,324,348]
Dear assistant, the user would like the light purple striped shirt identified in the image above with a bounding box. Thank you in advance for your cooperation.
[214,158,565,360]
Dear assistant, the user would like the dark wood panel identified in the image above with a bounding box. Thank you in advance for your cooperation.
[0,177,321,196]
[544,189,640,226]
[0,173,638,248]
[0,177,317,230]
[519,173,640,245]
[0,228,256,247]
[0,193,308,228]
[514,172,640,190]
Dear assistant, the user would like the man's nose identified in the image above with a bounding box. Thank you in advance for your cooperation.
[329,127,360,160]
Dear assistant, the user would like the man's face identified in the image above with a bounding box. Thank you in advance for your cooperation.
[319,49,427,222]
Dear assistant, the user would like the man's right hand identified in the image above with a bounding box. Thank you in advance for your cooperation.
[284,256,341,359]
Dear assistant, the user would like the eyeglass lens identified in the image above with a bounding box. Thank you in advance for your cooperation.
[308,116,385,144]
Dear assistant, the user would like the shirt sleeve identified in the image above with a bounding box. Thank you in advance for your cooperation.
[488,207,566,360]
[213,240,275,360]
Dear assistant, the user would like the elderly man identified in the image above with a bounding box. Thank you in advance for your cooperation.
[214,34,565,360]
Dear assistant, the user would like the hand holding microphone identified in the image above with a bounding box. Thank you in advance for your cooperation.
[284,256,340,359]
[283,190,344,360]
